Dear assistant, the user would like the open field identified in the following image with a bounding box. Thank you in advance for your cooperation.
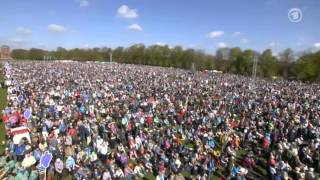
[0,64,7,154]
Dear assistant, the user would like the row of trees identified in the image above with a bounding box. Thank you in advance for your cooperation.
[215,47,320,81]
[11,44,320,81]
[11,45,215,71]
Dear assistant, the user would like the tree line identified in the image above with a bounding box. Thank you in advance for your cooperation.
[11,44,320,82]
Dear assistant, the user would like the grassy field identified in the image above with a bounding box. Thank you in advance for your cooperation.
[0,63,7,154]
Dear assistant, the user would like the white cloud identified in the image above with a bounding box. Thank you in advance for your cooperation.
[207,31,224,38]
[16,27,32,34]
[37,43,46,48]
[7,38,26,48]
[240,38,249,44]
[127,24,143,31]
[0,37,27,48]
[313,42,320,49]
[82,44,90,48]
[78,0,89,7]
[269,41,278,47]
[155,42,166,46]
[48,24,67,33]
[217,42,227,48]
[117,5,138,19]
[11,38,24,43]
[232,32,241,37]
[296,42,303,46]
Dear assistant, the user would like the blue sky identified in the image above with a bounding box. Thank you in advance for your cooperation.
[0,0,319,54]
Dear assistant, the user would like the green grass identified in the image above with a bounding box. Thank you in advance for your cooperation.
[0,63,7,154]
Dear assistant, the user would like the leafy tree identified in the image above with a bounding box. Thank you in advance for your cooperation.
[11,49,29,60]
[216,48,231,60]
[278,48,294,78]
[259,49,278,77]
[296,51,320,81]
[241,49,255,75]
[112,47,125,63]
[55,47,68,60]
[28,48,46,60]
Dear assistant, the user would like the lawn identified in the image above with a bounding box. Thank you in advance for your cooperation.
[0,63,7,154]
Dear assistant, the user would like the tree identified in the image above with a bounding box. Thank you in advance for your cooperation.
[170,46,184,68]
[55,47,68,60]
[99,47,112,61]
[112,47,125,63]
[229,47,242,74]
[296,51,320,81]
[278,48,294,78]
[216,48,231,60]
[127,44,145,65]
[259,49,278,77]
[28,48,46,60]
[11,49,29,60]
[241,49,255,75]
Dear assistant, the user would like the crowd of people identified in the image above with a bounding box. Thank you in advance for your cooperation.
[0,61,319,180]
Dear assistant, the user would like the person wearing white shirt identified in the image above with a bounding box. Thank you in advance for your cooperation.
[135,136,142,150]
[134,164,145,177]
[98,141,108,162]
[96,136,103,149]
[114,168,124,178]
[102,171,112,180]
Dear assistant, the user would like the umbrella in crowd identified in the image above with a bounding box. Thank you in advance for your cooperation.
[0,61,319,180]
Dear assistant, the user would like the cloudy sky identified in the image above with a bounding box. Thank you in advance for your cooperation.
[0,0,319,54]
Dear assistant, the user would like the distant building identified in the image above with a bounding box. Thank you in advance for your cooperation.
[0,45,12,60]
